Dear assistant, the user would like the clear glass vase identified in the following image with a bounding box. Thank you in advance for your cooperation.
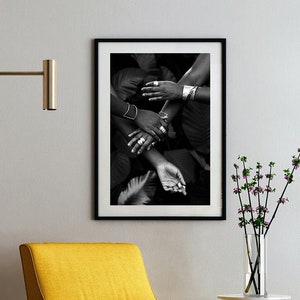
[243,234,267,297]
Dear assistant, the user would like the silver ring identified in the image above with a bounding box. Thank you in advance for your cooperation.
[137,137,146,145]
[147,141,156,151]
[153,81,159,87]
[159,126,167,135]
[159,111,169,122]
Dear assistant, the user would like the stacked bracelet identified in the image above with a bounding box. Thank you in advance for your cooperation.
[123,103,138,120]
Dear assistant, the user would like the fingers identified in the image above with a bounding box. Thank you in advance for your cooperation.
[128,129,141,138]
[169,182,186,195]
[144,123,167,141]
[137,126,160,141]
[161,181,186,195]
[127,135,141,148]
[158,124,167,136]
[148,129,161,141]
[142,89,164,101]
[143,128,164,141]
[175,169,187,195]
[173,181,187,195]
[142,91,161,97]
[149,96,164,101]
[131,140,143,154]
[127,132,154,155]
[178,183,187,195]
[144,80,170,87]
[137,139,151,155]
[145,81,158,87]
[141,86,157,92]
[147,141,156,151]
[155,121,168,139]
[176,169,186,186]
[143,94,164,101]
[148,127,165,141]
[141,87,165,101]
[128,118,168,151]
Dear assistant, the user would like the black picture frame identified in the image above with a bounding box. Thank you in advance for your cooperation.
[94,38,226,220]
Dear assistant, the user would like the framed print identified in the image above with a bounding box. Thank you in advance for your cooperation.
[94,38,226,220]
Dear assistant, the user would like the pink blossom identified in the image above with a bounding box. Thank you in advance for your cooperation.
[233,188,241,194]
[265,185,273,192]
[277,197,287,204]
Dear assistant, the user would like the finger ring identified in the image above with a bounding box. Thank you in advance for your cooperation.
[159,126,167,135]
[153,81,159,87]
[148,141,156,150]
[137,137,146,145]
[158,111,169,122]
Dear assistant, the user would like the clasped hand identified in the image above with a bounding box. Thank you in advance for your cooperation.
[134,109,168,141]
[128,108,168,155]
[128,129,156,155]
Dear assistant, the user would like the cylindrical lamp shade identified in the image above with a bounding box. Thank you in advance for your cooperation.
[43,60,57,110]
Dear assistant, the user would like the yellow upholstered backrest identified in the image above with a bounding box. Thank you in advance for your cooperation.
[19,243,156,300]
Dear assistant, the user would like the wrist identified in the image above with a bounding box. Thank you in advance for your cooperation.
[145,151,166,169]
[156,162,166,171]
[177,85,184,99]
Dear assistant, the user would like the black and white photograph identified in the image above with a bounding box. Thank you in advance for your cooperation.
[95,39,226,219]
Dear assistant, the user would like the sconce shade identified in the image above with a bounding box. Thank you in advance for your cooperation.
[43,60,57,110]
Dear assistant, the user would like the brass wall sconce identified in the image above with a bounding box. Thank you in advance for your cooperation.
[0,59,57,110]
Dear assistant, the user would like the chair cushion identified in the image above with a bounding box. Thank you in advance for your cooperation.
[20,243,156,300]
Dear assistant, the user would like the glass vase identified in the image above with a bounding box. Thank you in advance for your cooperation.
[243,234,267,297]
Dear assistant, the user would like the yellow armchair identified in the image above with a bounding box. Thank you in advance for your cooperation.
[19,242,156,300]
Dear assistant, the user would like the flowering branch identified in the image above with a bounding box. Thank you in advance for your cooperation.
[264,153,300,236]
[261,162,275,234]
[232,150,300,235]
[233,165,259,293]
[231,149,300,295]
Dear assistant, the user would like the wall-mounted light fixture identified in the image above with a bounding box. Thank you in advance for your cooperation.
[0,59,57,110]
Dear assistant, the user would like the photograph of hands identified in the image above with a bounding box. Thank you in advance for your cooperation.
[110,53,211,206]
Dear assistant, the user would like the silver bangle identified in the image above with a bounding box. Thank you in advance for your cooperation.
[182,85,194,101]
[182,85,198,102]
[188,86,198,101]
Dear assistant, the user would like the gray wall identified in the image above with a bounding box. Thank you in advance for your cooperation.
[1,1,300,299]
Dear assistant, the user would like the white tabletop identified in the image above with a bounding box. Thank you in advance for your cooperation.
[217,295,291,300]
